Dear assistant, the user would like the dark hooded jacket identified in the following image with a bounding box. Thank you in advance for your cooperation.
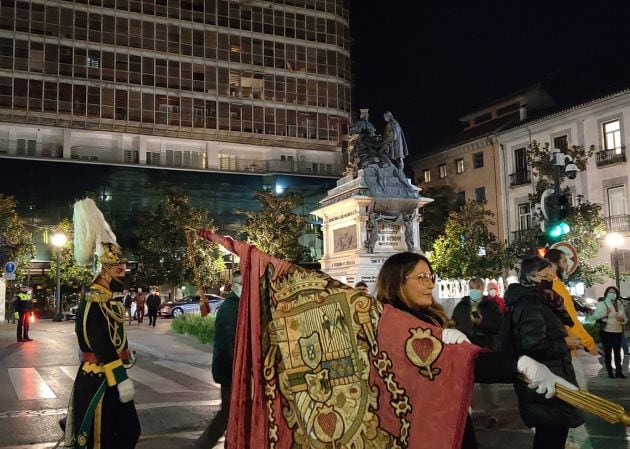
[503,283,583,429]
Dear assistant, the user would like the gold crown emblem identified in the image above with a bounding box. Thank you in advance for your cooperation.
[99,242,127,265]
[270,268,329,302]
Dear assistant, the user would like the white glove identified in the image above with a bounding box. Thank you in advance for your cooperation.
[441,328,471,344]
[517,355,578,399]
[117,378,135,403]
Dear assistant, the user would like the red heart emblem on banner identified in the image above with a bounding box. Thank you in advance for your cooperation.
[317,411,338,437]
[412,337,434,362]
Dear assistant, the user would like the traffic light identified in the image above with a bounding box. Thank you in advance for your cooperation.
[541,192,571,242]
[547,221,570,240]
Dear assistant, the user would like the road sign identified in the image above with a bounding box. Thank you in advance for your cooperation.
[4,262,16,274]
[4,273,15,280]
[549,241,579,275]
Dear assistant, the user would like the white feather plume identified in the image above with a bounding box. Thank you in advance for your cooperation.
[73,198,118,266]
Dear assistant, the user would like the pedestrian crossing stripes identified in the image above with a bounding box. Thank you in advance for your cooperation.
[154,360,220,389]
[8,368,56,400]
[4,361,217,401]
[126,365,192,393]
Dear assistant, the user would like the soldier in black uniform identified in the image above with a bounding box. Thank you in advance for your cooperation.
[65,199,140,449]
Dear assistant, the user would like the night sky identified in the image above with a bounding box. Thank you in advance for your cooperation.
[350,2,630,156]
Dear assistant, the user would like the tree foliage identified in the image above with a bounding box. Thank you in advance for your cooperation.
[133,191,225,290]
[0,194,33,279]
[419,185,459,251]
[506,141,609,286]
[430,201,509,279]
[238,190,308,262]
[48,218,93,287]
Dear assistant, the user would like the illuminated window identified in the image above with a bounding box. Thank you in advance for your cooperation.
[603,120,623,153]
[439,164,446,179]
[455,158,464,174]
[423,169,430,183]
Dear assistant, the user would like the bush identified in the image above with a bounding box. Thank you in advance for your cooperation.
[582,319,601,344]
[172,314,216,344]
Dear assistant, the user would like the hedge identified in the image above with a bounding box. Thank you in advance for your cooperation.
[172,314,216,345]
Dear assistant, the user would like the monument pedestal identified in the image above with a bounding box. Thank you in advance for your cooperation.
[312,169,432,290]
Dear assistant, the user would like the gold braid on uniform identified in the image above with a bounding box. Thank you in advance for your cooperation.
[86,284,127,352]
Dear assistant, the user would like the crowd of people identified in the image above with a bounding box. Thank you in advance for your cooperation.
[121,287,161,327]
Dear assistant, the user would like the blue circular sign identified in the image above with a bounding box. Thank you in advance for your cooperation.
[4,262,16,274]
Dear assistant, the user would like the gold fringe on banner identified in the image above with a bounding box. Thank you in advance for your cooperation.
[555,383,630,425]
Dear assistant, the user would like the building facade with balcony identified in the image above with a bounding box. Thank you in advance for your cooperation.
[0,0,351,256]
[409,85,554,245]
[498,86,630,296]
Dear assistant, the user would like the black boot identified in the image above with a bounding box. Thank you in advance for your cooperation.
[616,371,626,379]
[608,369,615,379]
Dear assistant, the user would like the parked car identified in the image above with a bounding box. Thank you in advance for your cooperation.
[66,294,125,320]
[159,294,224,318]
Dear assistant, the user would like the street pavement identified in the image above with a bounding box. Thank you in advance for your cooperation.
[0,317,220,449]
[0,318,628,448]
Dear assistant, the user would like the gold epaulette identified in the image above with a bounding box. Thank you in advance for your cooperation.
[87,284,112,303]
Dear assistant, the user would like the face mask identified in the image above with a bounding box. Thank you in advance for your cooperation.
[232,283,242,297]
[488,289,497,297]
[108,275,128,292]
[469,289,482,301]
[606,292,617,301]
[539,279,553,290]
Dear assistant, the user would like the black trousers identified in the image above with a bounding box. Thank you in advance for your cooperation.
[601,330,623,374]
[147,308,158,327]
[533,426,568,449]
[16,309,30,340]
[194,383,231,449]
[135,307,144,324]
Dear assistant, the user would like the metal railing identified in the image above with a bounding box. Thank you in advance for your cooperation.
[596,147,626,167]
[511,228,538,241]
[0,140,343,177]
[605,215,630,232]
[509,170,531,187]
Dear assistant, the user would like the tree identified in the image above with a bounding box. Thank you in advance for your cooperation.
[418,185,459,251]
[48,219,93,287]
[507,141,609,286]
[238,190,308,262]
[0,194,33,279]
[133,191,225,291]
[430,201,509,279]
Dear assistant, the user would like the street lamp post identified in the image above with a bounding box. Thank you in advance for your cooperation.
[605,232,625,290]
[51,232,67,322]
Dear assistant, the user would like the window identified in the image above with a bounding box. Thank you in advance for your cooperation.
[473,152,484,169]
[553,135,568,152]
[474,112,492,124]
[474,187,486,202]
[514,147,527,172]
[455,158,464,174]
[607,186,626,217]
[455,191,465,206]
[603,120,623,152]
[517,203,532,230]
[438,164,446,179]
[423,169,431,183]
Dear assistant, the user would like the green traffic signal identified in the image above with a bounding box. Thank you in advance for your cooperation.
[548,221,570,239]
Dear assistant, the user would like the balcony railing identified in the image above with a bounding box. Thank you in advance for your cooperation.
[0,140,343,177]
[509,170,531,187]
[596,147,626,167]
[511,228,538,242]
[605,215,630,232]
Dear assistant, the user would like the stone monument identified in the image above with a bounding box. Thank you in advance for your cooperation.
[311,109,433,291]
